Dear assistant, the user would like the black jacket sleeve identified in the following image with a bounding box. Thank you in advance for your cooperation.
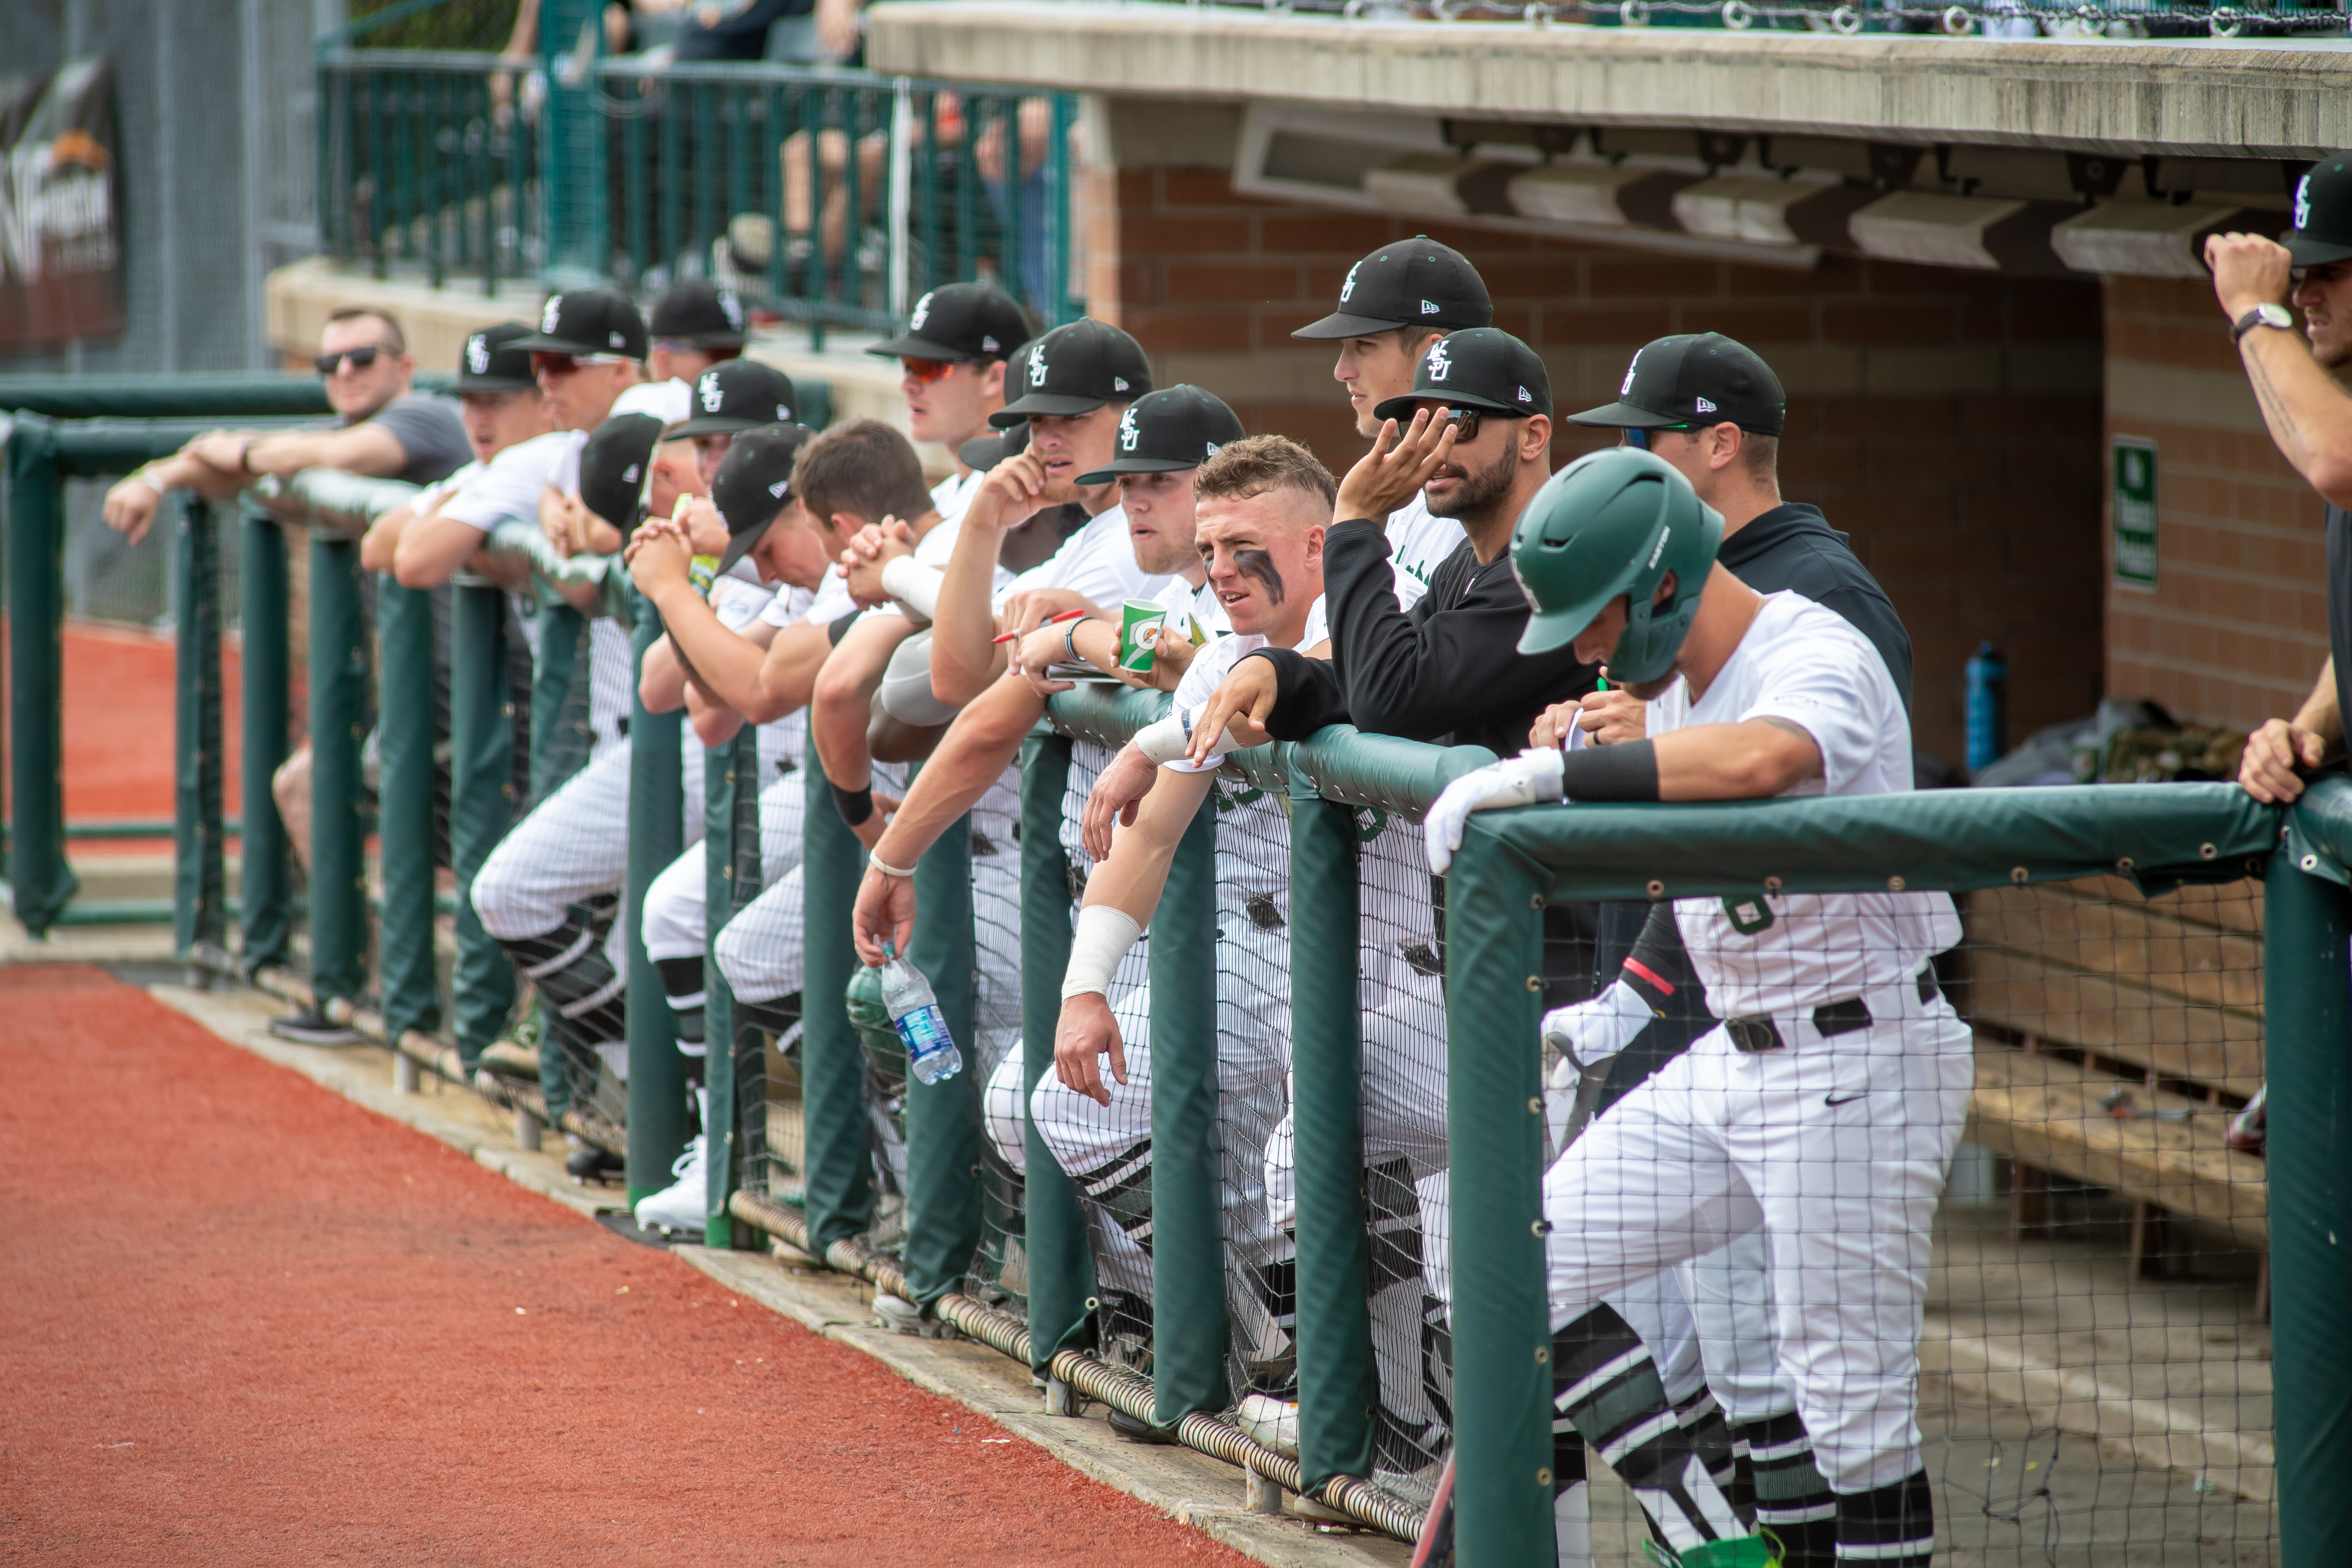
[1324,519,1589,748]
[1253,647,1352,740]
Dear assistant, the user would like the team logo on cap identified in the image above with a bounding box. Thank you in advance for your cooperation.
[2297,173,2313,231]
[910,291,934,331]
[1621,349,1642,396]
[1027,340,1050,387]
[542,296,564,333]
[1119,405,1140,452]
[719,289,744,330]
[1339,260,1361,303]
[1695,396,1717,414]
[699,370,724,412]
[466,335,490,375]
[1424,339,1452,382]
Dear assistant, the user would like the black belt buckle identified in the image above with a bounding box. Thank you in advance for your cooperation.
[1812,997,1872,1038]
[1727,1016,1784,1054]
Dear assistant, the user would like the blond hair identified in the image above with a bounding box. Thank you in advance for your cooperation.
[1192,433,1336,513]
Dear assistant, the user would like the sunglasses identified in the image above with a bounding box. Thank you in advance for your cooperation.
[901,356,968,384]
[532,352,629,378]
[1621,423,1696,451]
[315,345,393,376]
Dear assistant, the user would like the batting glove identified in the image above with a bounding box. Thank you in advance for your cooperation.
[1423,747,1566,875]
[1542,979,1656,1084]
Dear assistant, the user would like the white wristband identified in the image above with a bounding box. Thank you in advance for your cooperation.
[1134,713,1192,768]
[879,555,945,621]
[1061,904,1143,999]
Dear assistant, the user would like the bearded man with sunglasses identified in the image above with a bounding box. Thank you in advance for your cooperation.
[102,305,469,545]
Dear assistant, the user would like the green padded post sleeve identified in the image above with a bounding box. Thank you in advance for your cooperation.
[1150,791,1232,1426]
[374,577,440,1041]
[5,416,76,935]
[624,607,688,1206]
[904,793,986,1305]
[801,738,878,1250]
[236,508,292,972]
[306,533,369,1006]
[1442,822,1555,1566]
[447,583,517,1072]
[172,497,226,961]
[1285,777,1378,1490]
[1020,731,1096,1373]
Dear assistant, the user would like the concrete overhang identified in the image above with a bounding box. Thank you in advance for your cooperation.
[867,0,2352,160]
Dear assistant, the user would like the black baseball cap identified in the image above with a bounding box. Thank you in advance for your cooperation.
[671,358,799,437]
[510,289,650,359]
[958,419,1029,473]
[578,413,666,537]
[1074,385,1246,484]
[868,282,1031,362]
[1294,236,1493,340]
[649,279,748,349]
[710,425,811,576]
[1566,333,1785,437]
[1371,328,1552,423]
[442,322,537,394]
[991,319,1153,426]
[2287,153,2352,267]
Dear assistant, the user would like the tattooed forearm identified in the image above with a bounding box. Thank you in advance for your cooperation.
[2246,345,2308,454]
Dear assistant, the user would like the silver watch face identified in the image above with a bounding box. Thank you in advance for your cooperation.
[2257,302,2295,329]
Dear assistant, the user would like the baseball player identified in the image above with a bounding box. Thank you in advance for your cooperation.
[1049,435,1337,1439]
[862,280,1033,526]
[1541,333,1920,1564]
[1289,236,1485,609]
[1425,447,1967,1568]
[646,278,749,382]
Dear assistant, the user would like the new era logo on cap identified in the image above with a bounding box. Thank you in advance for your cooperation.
[769,479,788,497]
[1421,299,1439,315]
[1518,386,1532,403]
[1695,396,1718,414]
[622,462,640,484]
[982,335,1000,352]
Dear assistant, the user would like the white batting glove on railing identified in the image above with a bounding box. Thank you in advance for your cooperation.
[1542,979,1656,1085]
[1423,747,1566,875]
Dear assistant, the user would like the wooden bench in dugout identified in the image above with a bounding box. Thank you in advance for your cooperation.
[1953,875,2268,1309]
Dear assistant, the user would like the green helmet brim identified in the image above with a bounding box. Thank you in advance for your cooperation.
[1516,594,1612,656]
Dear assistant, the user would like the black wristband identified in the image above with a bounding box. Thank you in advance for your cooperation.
[1557,740,1661,803]
[828,780,874,827]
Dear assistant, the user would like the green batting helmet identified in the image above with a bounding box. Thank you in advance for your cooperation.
[1509,447,1723,684]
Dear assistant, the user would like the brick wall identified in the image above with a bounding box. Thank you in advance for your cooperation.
[2103,276,2329,733]
[1083,164,2109,768]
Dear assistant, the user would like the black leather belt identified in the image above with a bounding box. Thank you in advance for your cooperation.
[1726,969,1939,1054]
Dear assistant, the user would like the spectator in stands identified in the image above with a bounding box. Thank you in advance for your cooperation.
[99,306,468,546]
[2213,159,2352,806]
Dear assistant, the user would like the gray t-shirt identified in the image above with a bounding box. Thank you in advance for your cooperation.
[364,392,472,487]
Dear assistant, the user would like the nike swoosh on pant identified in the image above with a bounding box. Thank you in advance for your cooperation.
[1824,1093,1867,1107]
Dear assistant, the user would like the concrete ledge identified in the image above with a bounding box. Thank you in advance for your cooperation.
[870,1,2352,159]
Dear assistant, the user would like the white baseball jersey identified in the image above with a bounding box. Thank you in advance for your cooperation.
[1008,501,1173,610]
[1649,591,1960,1018]
[931,466,984,524]
[759,564,857,631]
[1151,573,1230,644]
[709,573,810,774]
[1385,493,1466,613]
[1161,601,1328,905]
[435,432,574,533]
[874,508,1014,622]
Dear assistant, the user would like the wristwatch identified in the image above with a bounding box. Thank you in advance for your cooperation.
[2232,302,2296,344]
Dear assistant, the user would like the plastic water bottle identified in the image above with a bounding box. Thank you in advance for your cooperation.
[878,941,963,1085]
[1964,641,2007,775]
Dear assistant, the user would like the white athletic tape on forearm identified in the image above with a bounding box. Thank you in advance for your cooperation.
[1062,904,1143,999]
[879,556,944,621]
[1134,714,1191,767]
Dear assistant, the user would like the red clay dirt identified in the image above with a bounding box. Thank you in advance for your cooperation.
[57,620,245,826]
[0,965,1258,1567]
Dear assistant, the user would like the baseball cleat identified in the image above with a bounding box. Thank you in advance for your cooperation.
[632,1135,708,1235]
[566,1146,625,1184]
[476,1039,542,1080]
[1235,1393,1300,1459]
[871,1292,957,1338]
[268,1009,361,1047]
[1106,1407,1177,1445]
[1641,1533,1782,1567]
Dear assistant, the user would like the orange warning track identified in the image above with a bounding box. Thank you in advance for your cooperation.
[57,620,244,823]
[0,967,1254,1567]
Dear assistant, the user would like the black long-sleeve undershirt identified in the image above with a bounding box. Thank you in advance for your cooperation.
[1251,518,1597,760]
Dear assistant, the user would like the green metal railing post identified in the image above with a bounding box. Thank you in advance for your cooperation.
[704,727,764,1245]
[625,609,689,1205]
[172,497,227,965]
[1020,731,1095,1372]
[801,739,877,1249]
[530,604,593,803]
[903,791,985,1305]
[308,534,370,1007]
[375,578,441,1041]
[1442,821,1554,1566]
[4,415,76,935]
[1285,770,1378,1490]
[448,582,518,1072]
[238,507,293,971]
[2268,791,2352,1564]
[1150,794,1231,1427]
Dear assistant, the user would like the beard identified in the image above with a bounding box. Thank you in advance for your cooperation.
[1425,441,1519,522]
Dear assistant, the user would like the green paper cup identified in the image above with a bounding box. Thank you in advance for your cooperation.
[1118,599,1168,672]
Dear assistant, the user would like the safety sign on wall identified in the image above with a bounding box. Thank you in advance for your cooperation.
[2112,436,2157,591]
